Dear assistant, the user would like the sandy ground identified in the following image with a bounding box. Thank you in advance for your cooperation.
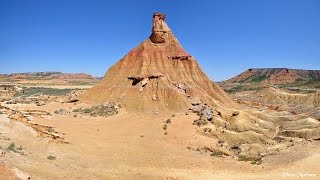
[0,164,15,180]
[1,101,320,179]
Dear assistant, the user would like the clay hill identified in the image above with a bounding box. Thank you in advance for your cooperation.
[252,87,320,107]
[220,68,320,93]
[81,13,233,112]
[232,87,320,119]
[0,72,99,85]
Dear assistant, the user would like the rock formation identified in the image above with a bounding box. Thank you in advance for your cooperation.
[1,13,319,172]
[81,13,320,152]
[80,12,234,112]
[149,13,171,44]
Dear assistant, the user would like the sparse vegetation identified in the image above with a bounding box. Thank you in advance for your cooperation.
[7,143,16,151]
[285,88,316,94]
[14,87,76,97]
[83,108,93,114]
[230,144,240,150]
[225,85,262,93]
[163,124,167,130]
[47,127,57,133]
[203,127,212,133]
[193,119,208,126]
[16,146,23,151]
[47,155,56,160]
[223,75,320,94]
[210,150,229,157]
[280,78,320,90]
[72,108,80,112]
[238,155,262,164]
[250,75,268,83]
[277,82,318,93]
[54,109,70,115]
[73,102,119,117]
[6,143,24,155]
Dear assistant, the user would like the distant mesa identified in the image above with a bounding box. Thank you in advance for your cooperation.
[222,68,320,85]
[80,13,233,112]
[220,68,320,92]
[0,72,99,85]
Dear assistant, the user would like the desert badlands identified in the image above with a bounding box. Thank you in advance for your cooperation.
[0,13,320,180]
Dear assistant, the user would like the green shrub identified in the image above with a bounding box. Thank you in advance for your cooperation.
[166,119,171,123]
[16,146,23,151]
[238,155,262,164]
[47,155,56,160]
[211,150,229,157]
[83,108,93,114]
[163,124,167,130]
[7,143,15,151]
[6,143,24,155]
[77,103,119,117]
[72,108,81,112]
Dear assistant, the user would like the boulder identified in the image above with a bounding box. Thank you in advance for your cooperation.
[201,107,213,120]
[12,167,31,180]
[191,98,201,106]
[191,105,203,113]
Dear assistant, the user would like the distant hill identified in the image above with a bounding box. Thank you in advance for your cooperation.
[219,68,320,93]
[0,72,100,85]
[95,76,104,80]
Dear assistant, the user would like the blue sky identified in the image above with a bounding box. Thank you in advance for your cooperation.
[1,0,319,81]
